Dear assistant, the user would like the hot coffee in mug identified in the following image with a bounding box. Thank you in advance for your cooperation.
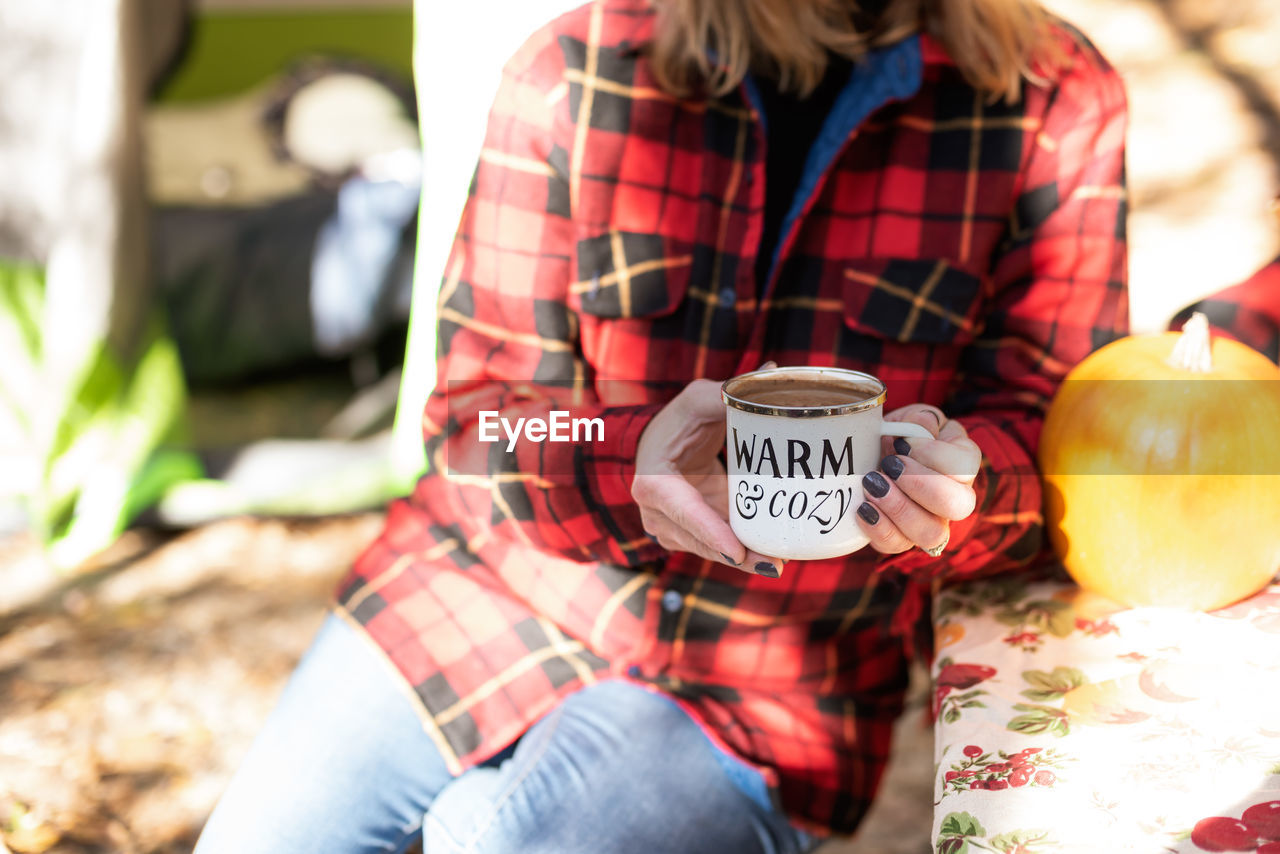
[721,367,933,561]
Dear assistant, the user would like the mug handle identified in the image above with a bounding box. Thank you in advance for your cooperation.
[879,421,935,440]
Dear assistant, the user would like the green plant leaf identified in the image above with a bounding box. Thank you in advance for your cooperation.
[1007,704,1070,737]
[939,811,986,838]
[1047,607,1077,637]
[994,607,1026,627]
[0,260,44,359]
[39,312,194,563]
[1021,667,1085,697]
[1021,690,1062,702]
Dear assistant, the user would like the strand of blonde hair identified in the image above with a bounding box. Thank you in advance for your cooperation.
[649,0,1064,102]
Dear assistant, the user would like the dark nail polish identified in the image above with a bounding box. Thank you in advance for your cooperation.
[893,437,912,456]
[720,552,741,566]
[857,502,880,525]
[881,454,905,480]
[863,470,890,498]
[753,562,780,578]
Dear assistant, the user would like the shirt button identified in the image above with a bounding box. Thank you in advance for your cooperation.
[719,288,736,308]
[661,590,684,613]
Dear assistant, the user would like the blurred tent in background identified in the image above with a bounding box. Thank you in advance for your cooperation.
[146,0,422,530]
[0,0,423,569]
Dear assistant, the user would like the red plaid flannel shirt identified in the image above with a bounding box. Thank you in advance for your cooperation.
[337,0,1128,835]
[1171,256,1280,364]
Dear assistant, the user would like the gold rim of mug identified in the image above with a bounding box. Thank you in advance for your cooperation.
[721,367,888,418]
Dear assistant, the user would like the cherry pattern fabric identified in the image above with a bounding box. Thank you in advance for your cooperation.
[933,569,1280,851]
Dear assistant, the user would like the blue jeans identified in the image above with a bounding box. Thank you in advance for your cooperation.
[195,614,819,854]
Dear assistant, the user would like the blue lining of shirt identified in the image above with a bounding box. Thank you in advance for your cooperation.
[741,74,767,136]
[758,35,924,289]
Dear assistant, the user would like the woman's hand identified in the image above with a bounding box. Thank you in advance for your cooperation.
[856,404,982,557]
[631,378,785,578]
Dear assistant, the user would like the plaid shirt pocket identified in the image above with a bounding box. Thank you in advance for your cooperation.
[570,229,692,318]
[841,257,986,346]
[570,228,701,386]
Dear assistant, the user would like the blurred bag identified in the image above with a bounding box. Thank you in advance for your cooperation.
[153,174,417,385]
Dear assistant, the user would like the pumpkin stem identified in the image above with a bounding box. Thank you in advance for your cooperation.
[1168,311,1213,373]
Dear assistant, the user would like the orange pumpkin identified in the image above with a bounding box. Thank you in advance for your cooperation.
[1039,313,1280,609]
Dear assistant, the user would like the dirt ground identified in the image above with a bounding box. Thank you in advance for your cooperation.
[2,1,1278,852]
[0,517,384,854]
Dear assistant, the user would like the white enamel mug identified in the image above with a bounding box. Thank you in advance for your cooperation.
[721,367,934,561]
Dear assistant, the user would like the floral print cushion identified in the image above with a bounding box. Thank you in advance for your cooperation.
[932,568,1280,853]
